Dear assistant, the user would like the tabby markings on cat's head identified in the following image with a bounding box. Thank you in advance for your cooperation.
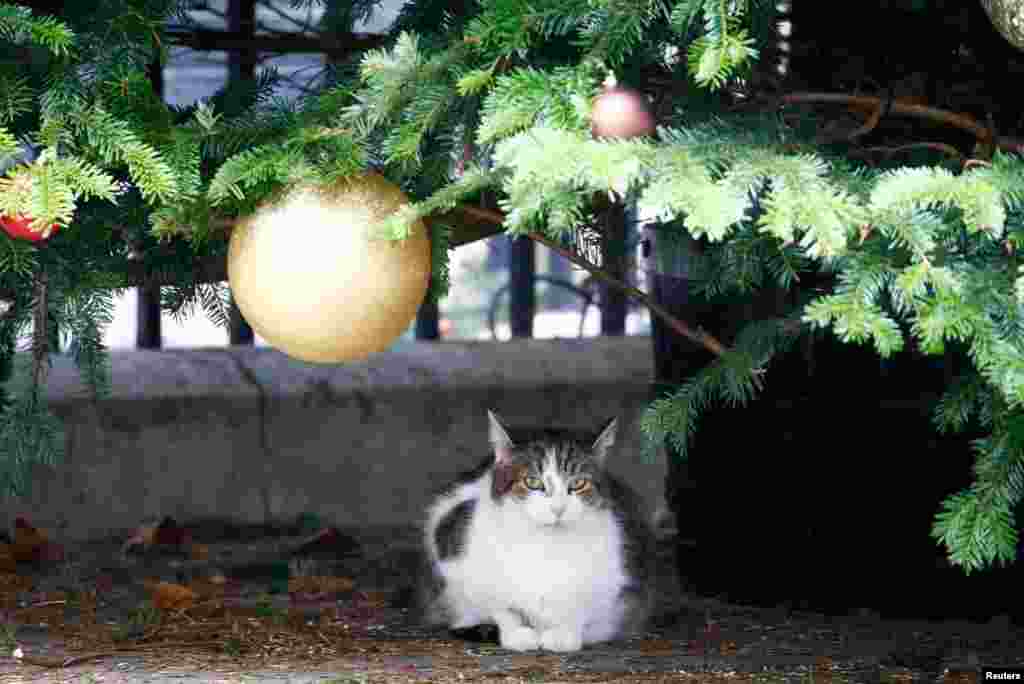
[486,410,618,530]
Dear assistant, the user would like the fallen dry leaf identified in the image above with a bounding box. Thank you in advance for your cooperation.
[147,580,198,611]
[0,544,17,572]
[121,519,159,555]
[123,516,192,556]
[356,589,389,608]
[153,517,192,547]
[12,516,55,563]
[637,638,676,655]
[814,655,833,684]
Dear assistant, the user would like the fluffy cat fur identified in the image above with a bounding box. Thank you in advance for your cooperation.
[419,410,655,652]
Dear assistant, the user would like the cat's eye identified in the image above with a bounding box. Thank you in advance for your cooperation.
[524,476,544,490]
[569,479,591,494]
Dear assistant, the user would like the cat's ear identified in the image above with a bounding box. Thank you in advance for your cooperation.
[591,417,618,465]
[487,410,515,464]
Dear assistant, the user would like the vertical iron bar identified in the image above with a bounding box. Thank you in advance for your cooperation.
[137,61,164,349]
[599,202,628,336]
[509,236,536,338]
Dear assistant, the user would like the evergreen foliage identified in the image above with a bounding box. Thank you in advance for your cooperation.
[0,0,1022,572]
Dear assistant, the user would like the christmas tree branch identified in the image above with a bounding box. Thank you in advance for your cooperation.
[123,208,506,288]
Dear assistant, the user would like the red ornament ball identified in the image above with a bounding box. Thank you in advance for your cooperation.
[591,85,656,139]
[0,214,59,242]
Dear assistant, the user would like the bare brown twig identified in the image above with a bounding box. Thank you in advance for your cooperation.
[840,98,885,142]
[853,142,964,162]
[776,92,1024,154]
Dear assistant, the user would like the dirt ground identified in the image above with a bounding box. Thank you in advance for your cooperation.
[0,523,1021,683]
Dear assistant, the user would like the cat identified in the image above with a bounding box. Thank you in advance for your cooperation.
[419,410,655,652]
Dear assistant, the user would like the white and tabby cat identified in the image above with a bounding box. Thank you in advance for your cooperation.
[420,410,655,652]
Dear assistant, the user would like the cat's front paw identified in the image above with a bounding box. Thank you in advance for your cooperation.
[540,627,583,652]
[500,626,541,651]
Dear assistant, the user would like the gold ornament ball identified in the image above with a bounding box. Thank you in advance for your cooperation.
[980,0,1024,51]
[227,172,431,363]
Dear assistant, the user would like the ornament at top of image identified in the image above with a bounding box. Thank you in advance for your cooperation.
[227,172,431,364]
[591,75,657,140]
[980,0,1024,51]
[0,214,59,242]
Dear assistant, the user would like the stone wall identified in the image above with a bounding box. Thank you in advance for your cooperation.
[0,336,665,542]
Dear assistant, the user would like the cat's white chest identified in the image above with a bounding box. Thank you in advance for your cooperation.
[485,518,616,590]
[442,502,627,628]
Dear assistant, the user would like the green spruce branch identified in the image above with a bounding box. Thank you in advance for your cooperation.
[0,3,74,56]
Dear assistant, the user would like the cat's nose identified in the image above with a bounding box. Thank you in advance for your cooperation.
[551,503,566,518]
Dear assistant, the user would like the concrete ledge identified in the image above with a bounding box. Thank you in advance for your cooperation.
[2,336,663,542]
